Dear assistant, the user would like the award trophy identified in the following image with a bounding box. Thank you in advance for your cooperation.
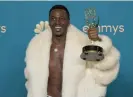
[80,8,104,61]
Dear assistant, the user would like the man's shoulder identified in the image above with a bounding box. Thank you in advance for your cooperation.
[69,24,88,40]
[30,30,49,43]
[27,31,48,48]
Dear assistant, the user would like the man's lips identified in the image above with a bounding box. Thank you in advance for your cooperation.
[55,26,62,29]
[55,26,62,32]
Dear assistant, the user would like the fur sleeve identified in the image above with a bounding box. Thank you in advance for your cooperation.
[24,35,37,97]
[94,46,120,70]
[87,34,120,70]
[90,62,120,86]
[86,35,120,85]
[24,34,42,97]
[86,47,120,86]
[24,67,32,97]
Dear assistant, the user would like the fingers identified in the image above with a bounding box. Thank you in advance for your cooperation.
[40,21,45,31]
[89,34,98,38]
[34,28,41,34]
[88,28,97,37]
[88,28,100,41]
[36,24,42,31]
[88,34,98,41]
[88,28,97,33]
[34,21,45,34]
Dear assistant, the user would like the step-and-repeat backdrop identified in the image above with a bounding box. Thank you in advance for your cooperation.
[0,1,133,97]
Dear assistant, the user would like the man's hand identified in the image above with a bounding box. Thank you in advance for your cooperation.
[34,21,49,34]
[88,28,101,41]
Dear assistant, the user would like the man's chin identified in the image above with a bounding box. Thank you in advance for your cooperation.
[54,32,63,37]
[55,34,63,37]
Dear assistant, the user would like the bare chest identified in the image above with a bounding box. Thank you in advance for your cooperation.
[47,43,65,97]
[49,44,65,70]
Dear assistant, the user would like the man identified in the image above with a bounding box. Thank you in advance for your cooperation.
[24,5,120,97]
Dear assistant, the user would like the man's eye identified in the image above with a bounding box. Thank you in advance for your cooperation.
[51,17,56,20]
[60,17,65,20]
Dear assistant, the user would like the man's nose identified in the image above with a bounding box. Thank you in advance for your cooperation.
[56,18,60,25]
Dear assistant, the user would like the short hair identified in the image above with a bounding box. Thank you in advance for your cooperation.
[49,5,70,20]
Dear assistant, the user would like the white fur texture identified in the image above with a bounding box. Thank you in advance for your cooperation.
[24,24,120,97]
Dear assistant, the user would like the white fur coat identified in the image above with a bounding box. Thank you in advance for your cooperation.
[24,24,120,97]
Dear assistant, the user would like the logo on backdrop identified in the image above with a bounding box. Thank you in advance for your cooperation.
[82,25,124,35]
[0,25,7,35]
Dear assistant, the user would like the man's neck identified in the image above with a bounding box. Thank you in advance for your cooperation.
[52,35,66,45]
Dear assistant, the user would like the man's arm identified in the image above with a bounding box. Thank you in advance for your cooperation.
[86,35,120,86]
[24,21,50,97]
[24,67,32,97]
[24,35,37,97]
[24,34,42,97]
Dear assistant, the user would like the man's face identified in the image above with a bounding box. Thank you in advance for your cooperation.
[49,9,70,37]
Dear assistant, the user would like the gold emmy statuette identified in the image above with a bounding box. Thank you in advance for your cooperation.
[80,8,104,61]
